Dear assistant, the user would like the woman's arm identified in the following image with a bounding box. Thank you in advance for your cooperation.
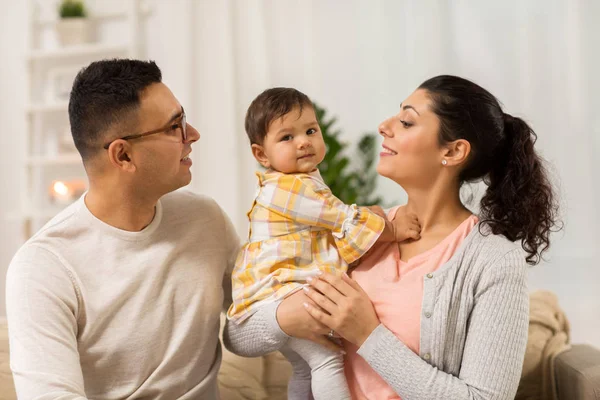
[303,249,529,400]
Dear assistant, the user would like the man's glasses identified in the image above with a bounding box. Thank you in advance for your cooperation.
[103,108,187,150]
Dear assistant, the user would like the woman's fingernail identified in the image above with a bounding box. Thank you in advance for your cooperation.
[306,276,313,283]
[303,302,310,309]
[316,270,323,276]
[302,286,310,293]
[340,350,347,355]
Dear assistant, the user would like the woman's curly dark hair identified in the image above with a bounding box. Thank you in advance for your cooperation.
[419,75,561,265]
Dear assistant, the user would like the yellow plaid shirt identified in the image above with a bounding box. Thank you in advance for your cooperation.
[227,169,385,322]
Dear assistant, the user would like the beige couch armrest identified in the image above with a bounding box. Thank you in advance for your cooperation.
[555,344,600,400]
[0,320,17,400]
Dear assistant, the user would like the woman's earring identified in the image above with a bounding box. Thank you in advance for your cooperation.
[442,159,448,166]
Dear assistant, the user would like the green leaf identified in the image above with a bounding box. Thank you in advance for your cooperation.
[314,102,385,206]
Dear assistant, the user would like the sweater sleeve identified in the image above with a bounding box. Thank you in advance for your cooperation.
[218,204,242,313]
[6,245,89,400]
[357,249,529,400]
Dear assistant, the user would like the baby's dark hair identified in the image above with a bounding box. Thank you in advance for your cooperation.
[245,87,313,145]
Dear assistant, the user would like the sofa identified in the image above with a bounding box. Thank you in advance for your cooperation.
[1,312,599,400]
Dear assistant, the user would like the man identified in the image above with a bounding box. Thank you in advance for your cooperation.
[6,59,240,399]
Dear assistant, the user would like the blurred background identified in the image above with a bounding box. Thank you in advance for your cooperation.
[0,0,598,349]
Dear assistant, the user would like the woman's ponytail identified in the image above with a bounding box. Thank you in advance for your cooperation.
[480,114,559,264]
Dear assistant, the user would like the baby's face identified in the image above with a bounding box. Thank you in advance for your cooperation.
[255,106,326,174]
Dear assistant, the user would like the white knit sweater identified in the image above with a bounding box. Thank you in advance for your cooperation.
[6,190,239,400]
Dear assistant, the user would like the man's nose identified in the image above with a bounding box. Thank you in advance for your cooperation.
[185,123,200,143]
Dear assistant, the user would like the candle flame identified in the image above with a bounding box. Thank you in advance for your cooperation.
[53,181,69,196]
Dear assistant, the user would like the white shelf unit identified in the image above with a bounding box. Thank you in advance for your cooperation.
[28,43,130,62]
[26,154,82,166]
[26,101,68,114]
[21,0,151,238]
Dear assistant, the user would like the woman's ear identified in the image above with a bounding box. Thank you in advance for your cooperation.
[107,140,137,172]
[441,139,471,167]
[251,144,271,169]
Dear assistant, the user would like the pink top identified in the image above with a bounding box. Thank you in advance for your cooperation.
[345,208,479,399]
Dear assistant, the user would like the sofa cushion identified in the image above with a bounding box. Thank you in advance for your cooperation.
[555,344,600,400]
[0,320,16,400]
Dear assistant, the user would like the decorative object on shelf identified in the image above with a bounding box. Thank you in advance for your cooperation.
[45,65,80,103]
[56,0,92,47]
[49,179,87,205]
[44,127,76,157]
[58,128,77,154]
[315,103,384,206]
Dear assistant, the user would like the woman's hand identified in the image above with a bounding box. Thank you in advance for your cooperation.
[302,272,380,347]
[276,290,343,352]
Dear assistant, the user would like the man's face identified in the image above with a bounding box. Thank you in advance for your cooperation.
[128,82,200,196]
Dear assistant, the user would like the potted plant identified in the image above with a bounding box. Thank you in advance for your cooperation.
[56,0,91,46]
[314,103,384,206]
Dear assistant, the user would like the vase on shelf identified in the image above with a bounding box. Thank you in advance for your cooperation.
[55,0,93,47]
[56,18,92,46]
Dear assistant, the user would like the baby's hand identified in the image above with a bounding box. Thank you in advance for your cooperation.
[392,209,421,242]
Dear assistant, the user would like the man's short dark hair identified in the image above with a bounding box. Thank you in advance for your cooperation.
[68,58,162,160]
[245,87,313,145]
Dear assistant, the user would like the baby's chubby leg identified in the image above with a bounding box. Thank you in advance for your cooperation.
[279,346,314,400]
[287,337,351,400]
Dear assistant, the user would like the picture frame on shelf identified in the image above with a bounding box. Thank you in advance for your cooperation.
[58,127,77,154]
[45,65,79,103]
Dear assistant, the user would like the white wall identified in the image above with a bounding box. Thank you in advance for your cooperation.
[0,0,29,320]
[1,0,599,348]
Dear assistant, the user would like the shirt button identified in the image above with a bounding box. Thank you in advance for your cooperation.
[424,312,432,318]
[424,353,431,360]
[426,273,433,279]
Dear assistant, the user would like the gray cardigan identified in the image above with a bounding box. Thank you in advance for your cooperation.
[223,223,529,400]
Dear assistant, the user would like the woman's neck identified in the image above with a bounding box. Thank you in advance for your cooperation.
[403,182,473,237]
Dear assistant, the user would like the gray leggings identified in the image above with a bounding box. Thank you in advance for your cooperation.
[253,301,351,400]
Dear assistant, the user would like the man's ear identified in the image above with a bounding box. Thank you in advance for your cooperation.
[441,139,471,167]
[106,140,137,172]
[251,144,270,169]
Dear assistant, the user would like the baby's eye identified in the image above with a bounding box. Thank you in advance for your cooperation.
[306,128,317,135]
[281,135,293,141]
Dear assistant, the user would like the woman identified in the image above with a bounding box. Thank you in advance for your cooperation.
[225,75,559,399]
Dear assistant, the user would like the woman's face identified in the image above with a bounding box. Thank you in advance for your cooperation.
[376,89,446,188]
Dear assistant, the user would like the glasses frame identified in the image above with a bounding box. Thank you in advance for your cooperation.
[103,107,187,150]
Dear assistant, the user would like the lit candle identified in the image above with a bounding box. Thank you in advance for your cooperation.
[51,181,72,205]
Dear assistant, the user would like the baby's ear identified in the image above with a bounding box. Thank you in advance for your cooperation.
[251,144,270,168]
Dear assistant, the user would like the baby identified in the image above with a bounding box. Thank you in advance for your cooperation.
[227,88,420,400]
